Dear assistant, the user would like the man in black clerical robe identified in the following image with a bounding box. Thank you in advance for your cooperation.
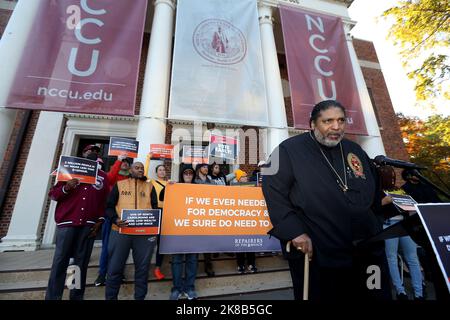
[262,100,391,301]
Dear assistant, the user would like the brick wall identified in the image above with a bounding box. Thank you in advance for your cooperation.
[0,7,15,237]
[0,111,40,237]
[0,8,12,38]
[352,39,379,63]
[163,123,173,178]
[352,39,409,162]
[239,125,261,176]
[38,117,67,243]
[134,33,150,116]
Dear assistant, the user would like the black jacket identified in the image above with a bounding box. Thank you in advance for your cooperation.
[262,132,383,268]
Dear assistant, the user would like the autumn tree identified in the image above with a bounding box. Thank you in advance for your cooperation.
[397,113,450,197]
[383,0,450,101]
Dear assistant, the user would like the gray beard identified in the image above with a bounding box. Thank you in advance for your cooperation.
[313,129,343,147]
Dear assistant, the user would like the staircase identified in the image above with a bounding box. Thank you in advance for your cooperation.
[0,248,292,300]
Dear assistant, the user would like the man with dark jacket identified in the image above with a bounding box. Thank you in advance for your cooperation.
[401,169,442,203]
[105,161,156,300]
[262,100,391,301]
[45,144,109,300]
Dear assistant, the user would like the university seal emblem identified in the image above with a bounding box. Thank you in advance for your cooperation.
[193,19,247,65]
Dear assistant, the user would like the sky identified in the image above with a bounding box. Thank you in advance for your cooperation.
[348,0,449,119]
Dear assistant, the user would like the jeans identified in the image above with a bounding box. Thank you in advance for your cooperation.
[98,217,112,276]
[384,221,423,297]
[171,254,198,292]
[236,252,255,267]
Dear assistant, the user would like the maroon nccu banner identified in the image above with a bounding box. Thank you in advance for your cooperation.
[280,5,368,135]
[6,0,147,116]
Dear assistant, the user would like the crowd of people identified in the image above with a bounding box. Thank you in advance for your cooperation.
[45,146,266,300]
[45,99,447,301]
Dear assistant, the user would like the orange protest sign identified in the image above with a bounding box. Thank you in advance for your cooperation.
[160,183,280,253]
[162,184,273,236]
[150,144,174,160]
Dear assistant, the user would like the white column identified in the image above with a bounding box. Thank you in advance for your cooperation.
[258,5,289,157]
[135,0,175,178]
[0,112,64,252]
[0,0,41,163]
[344,24,386,158]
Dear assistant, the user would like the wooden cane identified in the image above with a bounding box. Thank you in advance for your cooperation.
[286,241,310,300]
[303,253,309,300]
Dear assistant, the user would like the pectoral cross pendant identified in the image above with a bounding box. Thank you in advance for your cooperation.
[337,180,348,192]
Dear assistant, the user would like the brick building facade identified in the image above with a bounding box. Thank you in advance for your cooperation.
[0,1,409,248]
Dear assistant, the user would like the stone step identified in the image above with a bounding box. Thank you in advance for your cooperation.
[0,254,287,286]
[0,255,292,300]
[0,270,292,300]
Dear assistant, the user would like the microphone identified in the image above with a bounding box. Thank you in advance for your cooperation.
[373,155,427,170]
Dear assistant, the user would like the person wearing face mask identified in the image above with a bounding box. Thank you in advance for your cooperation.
[262,100,391,301]
[45,144,110,300]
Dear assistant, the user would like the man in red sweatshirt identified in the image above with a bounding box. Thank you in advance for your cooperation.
[45,144,110,300]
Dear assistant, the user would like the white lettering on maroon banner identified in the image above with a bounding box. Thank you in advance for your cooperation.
[279,5,368,135]
[6,0,147,116]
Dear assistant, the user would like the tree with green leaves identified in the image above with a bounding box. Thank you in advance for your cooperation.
[383,0,449,101]
[397,113,450,199]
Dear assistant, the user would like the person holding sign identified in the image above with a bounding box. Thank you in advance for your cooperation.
[208,162,234,185]
[378,166,424,300]
[105,162,156,300]
[143,153,169,280]
[194,163,215,277]
[150,165,168,281]
[262,100,391,301]
[169,164,199,300]
[234,171,258,274]
[401,169,449,299]
[46,144,109,300]
[94,153,130,287]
